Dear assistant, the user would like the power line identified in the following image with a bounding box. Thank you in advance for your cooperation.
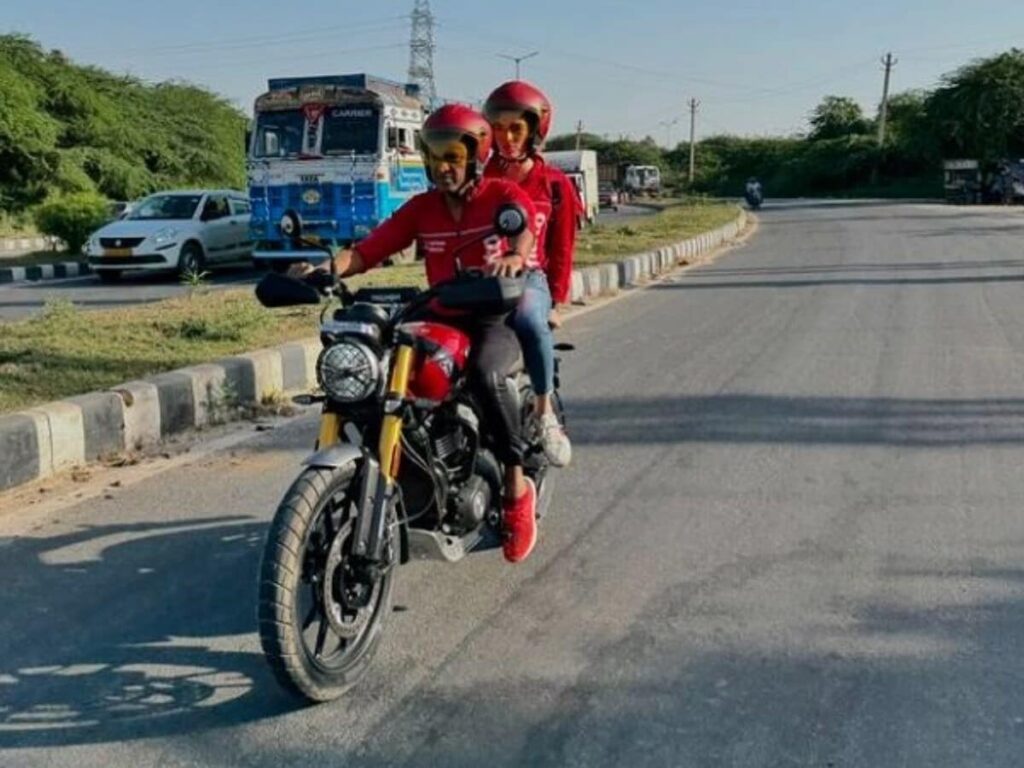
[75,16,408,57]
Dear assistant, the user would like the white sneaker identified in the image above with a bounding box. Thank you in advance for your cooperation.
[540,412,572,468]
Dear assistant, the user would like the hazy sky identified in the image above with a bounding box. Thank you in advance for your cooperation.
[5,0,1024,145]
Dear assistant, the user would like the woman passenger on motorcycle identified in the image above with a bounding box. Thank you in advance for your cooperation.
[291,104,541,563]
[482,81,575,469]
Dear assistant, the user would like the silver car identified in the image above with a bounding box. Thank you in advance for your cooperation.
[85,189,252,282]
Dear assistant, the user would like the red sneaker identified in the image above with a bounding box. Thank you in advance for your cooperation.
[502,477,537,563]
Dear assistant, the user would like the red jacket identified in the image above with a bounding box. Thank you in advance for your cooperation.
[484,156,577,304]
[355,178,538,287]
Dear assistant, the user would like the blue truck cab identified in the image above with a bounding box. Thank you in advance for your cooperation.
[247,73,428,265]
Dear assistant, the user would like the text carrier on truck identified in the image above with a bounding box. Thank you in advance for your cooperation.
[247,74,428,267]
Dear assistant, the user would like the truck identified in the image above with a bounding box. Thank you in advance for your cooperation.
[246,73,428,267]
[545,149,599,227]
[597,161,662,199]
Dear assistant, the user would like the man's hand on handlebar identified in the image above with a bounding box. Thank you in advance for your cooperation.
[491,253,525,278]
[286,262,317,280]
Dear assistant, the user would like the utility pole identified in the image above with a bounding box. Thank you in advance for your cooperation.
[575,120,584,151]
[497,51,539,79]
[877,52,897,146]
[688,98,700,184]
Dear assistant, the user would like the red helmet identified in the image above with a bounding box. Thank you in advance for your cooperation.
[483,80,553,150]
[420,104,493,177]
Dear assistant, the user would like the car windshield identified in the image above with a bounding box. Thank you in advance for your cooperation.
[127,195,202,220]
[253,110,305,158]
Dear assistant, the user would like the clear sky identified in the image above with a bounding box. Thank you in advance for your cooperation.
[5,0,1024,145]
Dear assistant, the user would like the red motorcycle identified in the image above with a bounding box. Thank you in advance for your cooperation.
[253,205,568,702]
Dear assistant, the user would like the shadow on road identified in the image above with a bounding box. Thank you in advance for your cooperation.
[565,393,1024,448]
[0,516,301,749]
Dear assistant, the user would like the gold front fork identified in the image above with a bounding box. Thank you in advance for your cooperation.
[378,344,415,482]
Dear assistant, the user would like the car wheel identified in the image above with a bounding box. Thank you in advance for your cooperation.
[97,270,122,284]
[177,242,205,278]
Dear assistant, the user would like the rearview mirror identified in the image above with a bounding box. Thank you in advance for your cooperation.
[494,204,527,238]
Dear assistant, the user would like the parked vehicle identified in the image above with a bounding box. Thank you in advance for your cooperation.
[598,183,620,211]
[545,150,599,225]
[247,74,428,269]
[85,190,251,282]
[943,159,981,204]
[253,206,569,702]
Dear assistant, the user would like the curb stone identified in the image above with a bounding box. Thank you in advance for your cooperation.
[0,211,747,494]
[0,261,91,285]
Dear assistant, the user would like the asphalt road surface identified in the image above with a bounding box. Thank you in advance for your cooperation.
[4,200,1024,766]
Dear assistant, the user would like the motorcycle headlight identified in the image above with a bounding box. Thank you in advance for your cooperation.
[317,341,380,402]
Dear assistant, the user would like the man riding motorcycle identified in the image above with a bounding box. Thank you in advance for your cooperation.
[290,104,542,563]
[483,80,575,469]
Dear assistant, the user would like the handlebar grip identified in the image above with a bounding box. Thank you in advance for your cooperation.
[304,269,335,290]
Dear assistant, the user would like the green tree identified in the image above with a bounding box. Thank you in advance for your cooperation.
[926,48,1024,161]
[34,192,110,253]
[808,96,872,141]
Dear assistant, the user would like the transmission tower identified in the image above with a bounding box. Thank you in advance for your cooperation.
[408,0,437,107]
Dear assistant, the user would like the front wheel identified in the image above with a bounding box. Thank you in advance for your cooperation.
[257,463,395,702]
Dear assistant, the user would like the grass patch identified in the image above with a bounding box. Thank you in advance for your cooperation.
[0,264,426,414]
[577,200,740,265]
[0,249,73,268]
[0,197,738,415]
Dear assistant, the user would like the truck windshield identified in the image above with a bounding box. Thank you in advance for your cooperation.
[253,110,305,158]
[322,106,380,155]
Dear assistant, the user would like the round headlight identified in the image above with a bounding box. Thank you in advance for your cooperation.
[317,341,380,402]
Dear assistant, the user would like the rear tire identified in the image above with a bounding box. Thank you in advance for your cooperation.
[257,463,395,702]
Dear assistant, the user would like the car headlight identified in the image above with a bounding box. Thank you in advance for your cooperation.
[151,227,179,245]
[316,341,380,402]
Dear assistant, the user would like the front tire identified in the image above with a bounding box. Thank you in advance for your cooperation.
[257,463,395,702]
[177,241,205,278]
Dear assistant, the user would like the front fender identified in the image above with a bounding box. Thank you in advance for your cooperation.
[301,443,364,469]
[301,443,411,564]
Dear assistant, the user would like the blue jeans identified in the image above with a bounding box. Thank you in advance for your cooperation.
[510,270,555,396]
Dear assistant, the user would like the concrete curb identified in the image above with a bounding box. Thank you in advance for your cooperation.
[0,211,747,494]
[0,261,91,285]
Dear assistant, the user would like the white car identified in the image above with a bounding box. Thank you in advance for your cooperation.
[85,189,252,282]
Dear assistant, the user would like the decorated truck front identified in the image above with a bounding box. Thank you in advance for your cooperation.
[247,74,428,265]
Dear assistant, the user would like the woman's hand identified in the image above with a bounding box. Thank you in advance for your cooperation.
[491,253,525,278]
[548,306,564,329]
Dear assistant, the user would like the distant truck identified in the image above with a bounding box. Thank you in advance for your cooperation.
[545,150,599,227]
[597,161,662,199]
[246,73,428,267]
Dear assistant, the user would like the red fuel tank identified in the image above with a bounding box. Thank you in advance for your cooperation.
[400,321,472,400]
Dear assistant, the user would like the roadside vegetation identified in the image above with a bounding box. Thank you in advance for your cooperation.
[548,49,1024,199]
[0,34,246,220]
[0,265,426,414]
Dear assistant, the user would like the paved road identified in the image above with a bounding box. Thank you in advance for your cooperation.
[0,264,262,321]
[4,201,1024,766]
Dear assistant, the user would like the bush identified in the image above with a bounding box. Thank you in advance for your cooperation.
[33,192,109,253]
